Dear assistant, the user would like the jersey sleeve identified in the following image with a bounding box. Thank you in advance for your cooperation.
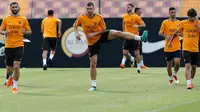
[159,21,165,34]
[24,19,31,31]
[137,16,144,25]
[177,21,184,33]
[99,16,106,30]
[74,16,82,27]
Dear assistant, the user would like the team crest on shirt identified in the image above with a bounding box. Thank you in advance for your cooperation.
[18,20,22,24]
[61,27,88,58]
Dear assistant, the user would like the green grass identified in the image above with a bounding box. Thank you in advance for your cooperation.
[0,68,200,112]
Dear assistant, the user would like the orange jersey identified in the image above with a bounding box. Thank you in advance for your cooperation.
[159,19,181,52]
[122,13,144,35]
[74,13,106,45]
[41,17,60,38]
[0,15,31,48]
[177,20,200,52]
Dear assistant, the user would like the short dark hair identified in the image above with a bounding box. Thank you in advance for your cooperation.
[169,7,176,11]
[134,7,141,13]
[87,2,94,7]
[48,10,54,16]
[187,8,197,17]
[10,2,19,7]
[126,3,134,8]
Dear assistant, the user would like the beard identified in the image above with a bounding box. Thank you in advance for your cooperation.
[12,10,19,15]
[127,10,132,13]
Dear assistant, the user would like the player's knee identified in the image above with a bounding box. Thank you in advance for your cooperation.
[13,64,20,70]
[90,61,97,68]
[191,66,196,70]
[110,30,122,37]
[7,68,13,74]
[185,64,190,69]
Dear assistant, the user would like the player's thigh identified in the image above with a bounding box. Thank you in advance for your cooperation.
[42,38,50,50]
[88,42,100,58]
[173,50,181,64]
[13,47,24,67]
[107,30,121,40]
[122,39,130,53]
[5,48,14,66]
[191,52,198,66]
[165,52,173,62]
[49,38,58,51]
[183,51,191,64]
[133,41,140,56]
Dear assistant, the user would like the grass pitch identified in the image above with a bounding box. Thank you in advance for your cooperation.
[0,68,200,112]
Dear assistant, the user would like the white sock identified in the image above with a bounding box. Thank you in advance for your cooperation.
[134,35,141,41]
[49,53,54,60]
[92,80,96,87]
[169,76,173,80]
[174,71,177,76]
[121,57,126,64]
[137,63,141,70]
[43,59,47,66]
[140,60,144,66]
[130,56,134,62]
[13,80,18,88]
[187,80,191,85]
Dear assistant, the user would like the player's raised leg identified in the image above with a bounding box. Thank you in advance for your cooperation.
[107,30,148,42]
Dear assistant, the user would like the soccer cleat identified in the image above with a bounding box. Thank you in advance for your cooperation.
[173,75,179,84]
[141,65,149,69]
[169,80,173,85]
[141,30,148,42]
[48,58,52,67]
[4,81,6,86]
[12,88,18,94]
[6,77,13,87]
[187,84,192,89]
[137,70,140,73]
[43,65,47,70]
[120,64,125,69]
[88,86,97,91]
[191,83,194,88]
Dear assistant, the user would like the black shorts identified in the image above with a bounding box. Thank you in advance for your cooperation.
[88,30,110,57]
[183,51,198,65]
[5,47,24,66]
[165,50,181,61]
[139,41,142,55]
[42,38,57,50]
[123,39,140,51]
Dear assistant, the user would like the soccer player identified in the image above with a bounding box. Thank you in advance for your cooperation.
[169,8,200,89]
[134,7,149,69]
[74,2,148,91]
[0,2,32,93]
[41,10,62,70]
[159,7,180,85]
[120,4,146,73]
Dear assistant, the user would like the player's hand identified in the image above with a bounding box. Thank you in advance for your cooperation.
[3,30,10,35]
[87,32,97,38]
[165,36,171,41]
[132,25,138,28]
[76,33,81,40]
[57,31,62,37]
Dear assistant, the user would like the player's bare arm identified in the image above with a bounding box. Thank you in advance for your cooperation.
[57,19,62,37]
[73,23,81,40]
[87,30,106,38]
[168,30,179,48]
